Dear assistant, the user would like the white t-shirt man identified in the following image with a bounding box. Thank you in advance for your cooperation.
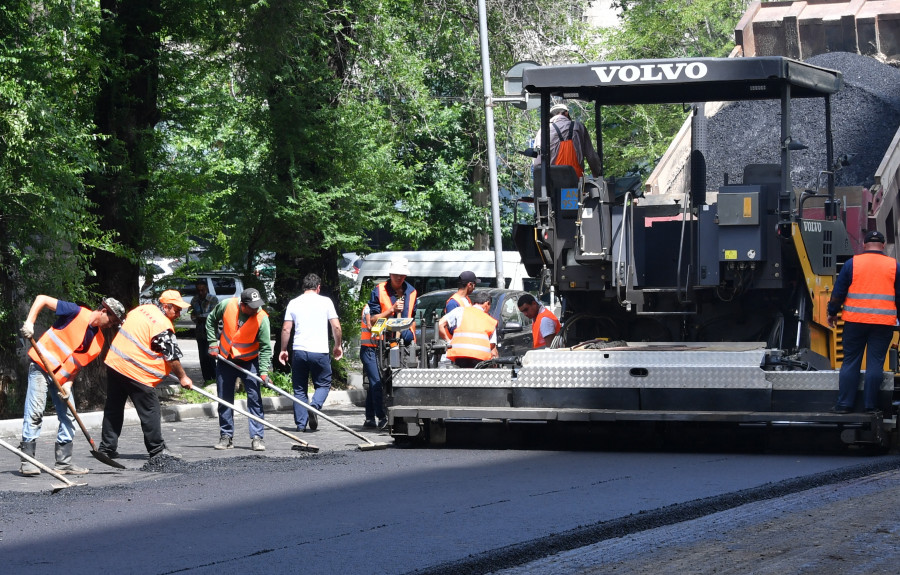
[284,292,339,353]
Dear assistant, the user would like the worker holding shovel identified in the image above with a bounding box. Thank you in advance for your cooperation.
[100,290,194,460]
[18,295,126,476]
[207,288,272,451]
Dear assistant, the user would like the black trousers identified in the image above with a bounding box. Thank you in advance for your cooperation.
[100,367,166,455]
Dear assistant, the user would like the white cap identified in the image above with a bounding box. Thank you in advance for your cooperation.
[388,257,410,276]
[550,103,569,116]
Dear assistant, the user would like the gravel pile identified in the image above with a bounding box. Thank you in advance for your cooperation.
[704,52,900,190]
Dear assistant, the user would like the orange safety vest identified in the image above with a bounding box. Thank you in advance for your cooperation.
[29,307,106,384]
[447,307,498,362]
[360,305,376,348]
[532,306,561,348]
[842,252,898,325]
[445,293,470,313]
[552,121,583,178]
[377,282,417,319]
[105,304,173,387]
[218,298,268,360]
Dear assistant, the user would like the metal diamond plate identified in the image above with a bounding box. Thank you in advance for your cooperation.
[515,365,770,389]
[767,370,893,391]
[393,368,512,388]
[521,348,768,369]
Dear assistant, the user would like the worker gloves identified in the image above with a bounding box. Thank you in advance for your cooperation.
[20,321,34,339]
[207,344,218,357]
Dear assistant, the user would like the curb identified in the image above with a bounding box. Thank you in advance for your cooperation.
[0,377,368,440]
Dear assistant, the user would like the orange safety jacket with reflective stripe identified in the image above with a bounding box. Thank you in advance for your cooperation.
[377,282,417,342]
[105,304,172,387]
[29,307,105,385]
[445,293,470,313]
[218,298,268,360]
[842,252,898,325]
[360,305,376,348]
[552,121,583,178]
[532,307,561,348]
[447,307,498,362]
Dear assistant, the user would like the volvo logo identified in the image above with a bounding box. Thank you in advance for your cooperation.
[802,221,822,233]
[591,62,709,83]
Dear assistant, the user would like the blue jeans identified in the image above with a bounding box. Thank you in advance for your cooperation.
[360,346,385,421]
[22,362,75,444]
[290,350,332,430]
[216,357,264,439]
[836,321,895,410]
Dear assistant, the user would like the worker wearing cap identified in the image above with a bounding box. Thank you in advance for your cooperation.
[517,293,561,349]
[445,271,477,314]
[207,288,272,451]
[101,290,193,460]
[368,256,417,344]
[532,102,602,178]
[439,291,498,368]
[827,230,900,414]
[279,273,343,433]
[17,295,125,476]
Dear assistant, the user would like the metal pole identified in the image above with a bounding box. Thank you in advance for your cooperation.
[477,0,505,287]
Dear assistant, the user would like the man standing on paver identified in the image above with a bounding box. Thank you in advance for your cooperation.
[278,273,342,433]
[18,295,126,476]
[207,288,272,451]
[101,290,193,460]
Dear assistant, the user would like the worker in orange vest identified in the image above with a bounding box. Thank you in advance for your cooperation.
[438,291,498,368]
[827,230,900,413]
[208,288,272,451]
[367,257,417,344]
[100,290,194,460]
[444,271,478,314]
[517,293,561,349]
[18,295,125,476]
[359,303,386,429]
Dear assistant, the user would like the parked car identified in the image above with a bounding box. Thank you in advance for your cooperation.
[338,252,364,281]
[414,288,535,360]
[139,272,244,329]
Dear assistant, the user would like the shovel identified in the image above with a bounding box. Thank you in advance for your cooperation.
[189,385,319,453]
[217,356,390,451]
[28,337,126,470]
[0,437,85,493]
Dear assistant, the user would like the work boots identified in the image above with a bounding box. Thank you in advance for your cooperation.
[18,440,40,477]
[54,441,89,475]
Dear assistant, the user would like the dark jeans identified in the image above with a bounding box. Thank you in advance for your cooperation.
[290,350,332,430]
[452,357,482,368]
[100,367,166,456]
[195,327,216,382]
[836,321,895,410]
[360,345,385,421]
[216,357,264,438]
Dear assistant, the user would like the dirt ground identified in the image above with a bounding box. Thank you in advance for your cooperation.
[498,469,900,575]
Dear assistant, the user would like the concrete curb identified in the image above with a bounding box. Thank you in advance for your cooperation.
[0,376,368,440]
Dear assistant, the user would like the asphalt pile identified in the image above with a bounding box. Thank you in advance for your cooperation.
[704,51,900,190]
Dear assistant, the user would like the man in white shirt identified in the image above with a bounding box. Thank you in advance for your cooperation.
[278,273,343,432]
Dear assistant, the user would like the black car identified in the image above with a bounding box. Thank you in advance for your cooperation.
[414,288,535,360]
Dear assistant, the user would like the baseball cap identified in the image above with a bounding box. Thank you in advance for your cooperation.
[865,230,886,244]
[459,270,479,284]
[102,297,127,323]
[240,288,265,309]
[159,290,190,309]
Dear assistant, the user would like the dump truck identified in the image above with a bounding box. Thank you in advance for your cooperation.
[377,2,900,448]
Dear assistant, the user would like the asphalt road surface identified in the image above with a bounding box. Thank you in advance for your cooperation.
[2,401,898,574]
[3,345,899,574]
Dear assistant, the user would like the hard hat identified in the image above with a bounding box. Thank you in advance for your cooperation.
[550,103,569,116]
